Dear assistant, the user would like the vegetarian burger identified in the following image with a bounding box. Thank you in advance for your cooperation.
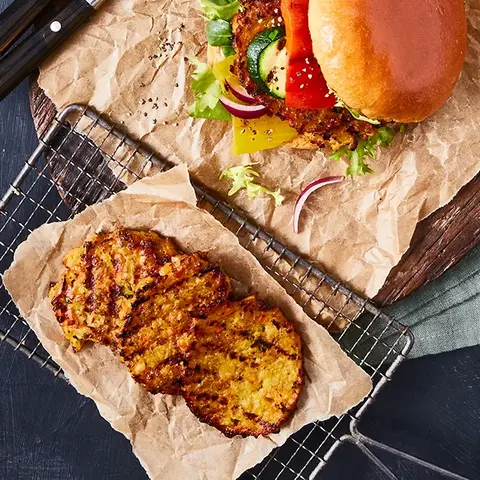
[193,0,467,173]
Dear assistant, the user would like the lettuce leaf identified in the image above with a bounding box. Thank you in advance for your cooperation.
[200,0,241,21]
[206,18,235,56]
[335,99,380,126]
[221,45,236,57]
[206,19,232,46]
[220,164,285,206]
[330,127,396,176]
[189,57,231,120]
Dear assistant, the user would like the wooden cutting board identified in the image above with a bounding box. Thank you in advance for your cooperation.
[29,80,480,306]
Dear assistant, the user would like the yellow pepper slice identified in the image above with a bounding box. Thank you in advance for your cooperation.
[232,116,298,155]
[212,55,236,87]
[213,55,299,155]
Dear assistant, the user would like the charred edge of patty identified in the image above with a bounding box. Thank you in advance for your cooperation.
[183,370,304,438]
[83,240,97,313]
[131,353,186,395]
[183,396,278,438]
[138,378,183,396]
[49,278,68,322]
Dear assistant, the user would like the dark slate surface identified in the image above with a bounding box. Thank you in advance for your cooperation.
[1,2,480,478]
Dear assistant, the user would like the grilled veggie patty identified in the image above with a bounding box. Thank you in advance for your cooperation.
[182,295,304,437]
[51,229,304,437]
[118,253,232,395]
[49,229,178,351]
[231,0,378,149]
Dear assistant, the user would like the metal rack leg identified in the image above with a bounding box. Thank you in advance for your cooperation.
[351,424,472,480]
[309,435,400,480]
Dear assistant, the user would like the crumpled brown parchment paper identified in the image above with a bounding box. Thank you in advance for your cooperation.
[37,0,480,297]
[3,165,371,480]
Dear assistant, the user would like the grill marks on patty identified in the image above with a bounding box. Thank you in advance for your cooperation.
[182,296,304,437]
[118,254,232,395]
[51,229,304,437]
[49,230,179,352]
[231,0,378,149]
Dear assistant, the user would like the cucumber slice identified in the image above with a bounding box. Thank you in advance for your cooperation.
[259,38,287,99]
[246,27,285,96]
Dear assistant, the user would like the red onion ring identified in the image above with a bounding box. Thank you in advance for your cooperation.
[293,176,345,234]
[225,80,261,105]
[220,96,268,119]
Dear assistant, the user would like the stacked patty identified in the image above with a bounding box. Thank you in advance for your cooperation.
[231,0,378,150]
[49,229,178,351]
[118,253,231,395]
[50,229,304,437]
[183,296,304,437]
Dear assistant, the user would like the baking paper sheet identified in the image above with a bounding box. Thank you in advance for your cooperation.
[37,0,480,298]
[3,165,372,480]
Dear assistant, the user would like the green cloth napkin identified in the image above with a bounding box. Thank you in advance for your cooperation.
[386,244,480,358]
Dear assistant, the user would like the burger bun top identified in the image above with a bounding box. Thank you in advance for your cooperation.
[308,0,467,123]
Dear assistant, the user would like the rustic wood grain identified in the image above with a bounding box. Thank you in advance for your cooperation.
[376,174,480,305]
[29,77,57,138]
[28,80,480,306]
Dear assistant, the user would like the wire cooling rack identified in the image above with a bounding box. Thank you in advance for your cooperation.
[0,104,417,480]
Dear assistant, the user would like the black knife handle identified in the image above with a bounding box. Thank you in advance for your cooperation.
[0,0,53,57]
[0,0,94,102]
